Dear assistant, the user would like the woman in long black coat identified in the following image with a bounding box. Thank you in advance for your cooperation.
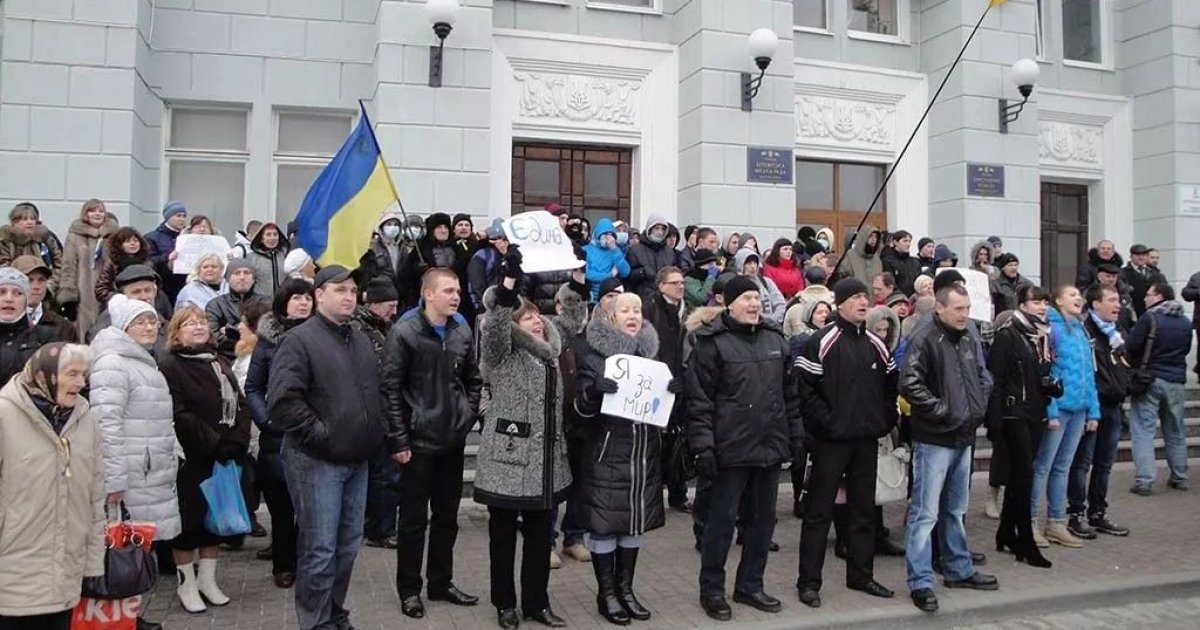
[574,292,665,625]
[158,305,251,614]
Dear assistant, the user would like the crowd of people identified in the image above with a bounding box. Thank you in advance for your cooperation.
[0,197,1191,630]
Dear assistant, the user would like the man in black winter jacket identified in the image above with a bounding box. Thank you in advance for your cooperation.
[382,267,483,618]
[686,276,803,621]
[206,259,269,360]
[900,284,996,613]
[267,266,388,630]
[625,214,679,300]
[880,230,922,296]
[642,266,692,510]
[794,278,897,608]
[1120,244,1166,317]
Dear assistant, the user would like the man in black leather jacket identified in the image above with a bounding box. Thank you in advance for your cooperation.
[382,268,483,618]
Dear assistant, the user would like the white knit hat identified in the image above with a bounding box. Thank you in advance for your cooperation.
[108,294,157,332]
[283,248,313,277]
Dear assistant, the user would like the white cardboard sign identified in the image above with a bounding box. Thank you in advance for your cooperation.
[502,210,585,274]
[172,234,231,274]
[600,354,675,428]
[937,267,992,321]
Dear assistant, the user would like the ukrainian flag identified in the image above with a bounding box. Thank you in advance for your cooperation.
[295,104,398,269]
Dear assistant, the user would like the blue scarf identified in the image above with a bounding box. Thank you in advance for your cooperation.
[1088,309,1123,349]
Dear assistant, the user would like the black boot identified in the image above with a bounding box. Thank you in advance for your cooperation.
[591,552,631,625]
[615,547,651,621]
[995,487,1018,554]
[1010,486,1052,569]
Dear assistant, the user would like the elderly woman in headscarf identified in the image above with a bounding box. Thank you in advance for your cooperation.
[0,343,104,630]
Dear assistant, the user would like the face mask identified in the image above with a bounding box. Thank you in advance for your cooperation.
[405,227,424,241]
[382,225,400,239]
[817,238,830,251]
[616,232,629,248]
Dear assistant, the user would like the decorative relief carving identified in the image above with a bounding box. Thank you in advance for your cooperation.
[1039,122,1102,165]
[795,95,895,147]
[514,72,640,126]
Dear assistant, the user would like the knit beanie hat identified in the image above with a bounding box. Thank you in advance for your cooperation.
[987,235,1003,249]
[364,277,399,304]
[804,266,828,286]
[0,266,30,297]
[452,213,473,228]
[833,278,869,304]
[284,248,313,277]
[485,218,506,240]
[225,258,254,281]
[108,294,156,332]
[162,201,186,220]
[722,275,759,305]
[933,269,966,294]
[994,252,1019,268]
[918,237,934,252]
[597,277,624,299]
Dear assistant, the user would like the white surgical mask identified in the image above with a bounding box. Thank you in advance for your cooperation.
[404,226,424,241]
[616,232,629,247]
[382,225,400,239]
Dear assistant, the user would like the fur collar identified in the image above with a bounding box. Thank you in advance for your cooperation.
[585,313,659,359]
[513,315,562,361]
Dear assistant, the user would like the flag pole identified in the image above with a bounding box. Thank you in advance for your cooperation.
[830,0,1001,281]
[358,100,426,264]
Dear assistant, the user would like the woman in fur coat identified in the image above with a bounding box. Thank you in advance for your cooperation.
[475,259,573,629]
[574,292,679,625]
[57,199,119,338]
[94,227,152,306]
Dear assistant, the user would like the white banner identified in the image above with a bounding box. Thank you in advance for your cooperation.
[600,354,675,428]
[502,210,584,274]
[172,234,231,274]
[938,267,992,321]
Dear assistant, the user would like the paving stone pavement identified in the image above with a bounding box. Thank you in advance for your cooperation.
[142,466,1199,629]
[962,595,1200,629]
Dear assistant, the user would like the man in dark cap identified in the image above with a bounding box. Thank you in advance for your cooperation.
[794,278,898,609]
[449,214,481,324]
[357,277,402,549]
[1075,239,1123,293]
[268,265,388,630]
[14,254,76,341]
[989,252,1032,315]
[85,264,171,349]
[1093,262,1136,330]
[687,274,804,621]
[1121,243,1166,317]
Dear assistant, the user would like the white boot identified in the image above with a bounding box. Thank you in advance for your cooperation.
[984,485,1002,520]
[196,557,230,606]
[176,562,207,614]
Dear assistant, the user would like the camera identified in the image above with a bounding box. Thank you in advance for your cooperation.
[1040,375,1064,399]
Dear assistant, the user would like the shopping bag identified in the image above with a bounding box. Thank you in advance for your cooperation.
[81,504,158,600]
[70,595,140,630]
[201,460,253,536]
[875,437,910,506]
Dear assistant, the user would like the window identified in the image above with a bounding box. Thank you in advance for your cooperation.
[164,107,249,238]
[587,0,656,12]
[1035,0,1047,58]
[795,159,888,251]
[273,111,354,228]
[1062,0,1103,65]
[794,0,829,31]
[848,0,902,39]
[511,143,632,226]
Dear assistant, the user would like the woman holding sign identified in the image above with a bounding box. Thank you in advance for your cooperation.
[474,252,573,630]
[574,292,682,625]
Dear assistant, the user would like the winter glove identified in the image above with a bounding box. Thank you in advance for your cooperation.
[694,451,719,480]
[573,240,587,262]
[59,300,79,321]
[666,377,685,394]
[499,246,524,279]
[590,377,620,398]
[223,324,241,343]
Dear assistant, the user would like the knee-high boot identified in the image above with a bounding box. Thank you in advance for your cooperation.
[615,548,651,620]
[995,486,1019,553]
[1009,486,1052,569]
[591,552,630,625]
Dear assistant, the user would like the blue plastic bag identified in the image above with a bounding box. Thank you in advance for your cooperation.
[200,461,252,537]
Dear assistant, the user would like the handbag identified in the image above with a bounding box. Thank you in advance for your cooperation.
[201,461,253,537]
[875,436,909,506]
[666,428,696,484]
[81,504,158,600]
[1128,313,1158,397]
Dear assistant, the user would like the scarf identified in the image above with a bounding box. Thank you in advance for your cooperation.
[1008,309,1053,363]
[1088,309,1123,349]
[178,349,239,428]
[20,342,73,434]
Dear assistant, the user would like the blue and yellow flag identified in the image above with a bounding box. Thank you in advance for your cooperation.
[295,104,398,269]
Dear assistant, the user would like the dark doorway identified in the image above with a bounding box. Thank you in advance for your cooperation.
[511,142,632,227]
[1040,182,1089,288]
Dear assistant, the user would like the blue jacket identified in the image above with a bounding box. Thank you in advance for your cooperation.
[583,218,630,301]
[1126,300,1193,385]
[1046,308,1100,420]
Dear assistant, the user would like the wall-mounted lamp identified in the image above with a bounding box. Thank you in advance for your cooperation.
[998,58,1040,134]
[741,28,778,112]
[427,0,459,88]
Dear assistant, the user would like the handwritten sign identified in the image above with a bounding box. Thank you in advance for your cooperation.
[746,147,794,184]
[937,267,992,321]
[967,163,1005,198]
[503,210,585,273]
[172,234,231,274]
[600,354,675,427]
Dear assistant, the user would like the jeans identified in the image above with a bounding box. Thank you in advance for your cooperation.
[365,445,402,540]
[1068,402,1121,518]
[905,442,972,592]
[488,507,552,613]
[1131,378,1189,487]
[396,451,465,598]
[1031,409,1087,520]
[699,466,780,597]
[282,440,368,630]
[798,439,876,591]
[586,533,644,553]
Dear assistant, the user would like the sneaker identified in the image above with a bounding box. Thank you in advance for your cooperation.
[1088,513,1130,537]
[1031,521,1050,548]
[1130,484,1154,497]
[1067,515,1097,540]
[1168,479,1190,491]
[549,550,563,570]
[364,536,398,549]
[1043,520,1083,548]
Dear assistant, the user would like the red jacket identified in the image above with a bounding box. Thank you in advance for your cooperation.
[763,258,804,299]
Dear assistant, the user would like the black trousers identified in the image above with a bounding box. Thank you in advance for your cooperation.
[488,507,552,612]
[260,458,298,575]
[396,450,465,598]
[0,611,70,630]
[797,438,877,591]
[698,466,780,596]
[833,504,888,548]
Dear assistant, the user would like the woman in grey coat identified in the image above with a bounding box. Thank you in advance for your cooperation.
[475,258,572,630]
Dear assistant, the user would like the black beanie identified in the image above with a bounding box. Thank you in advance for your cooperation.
[722,276,759,305]
[833,277,869,304]
[804,266,828,286]
[933,269,965,294]
[598,277,624,298]
[918,237,934,252]
[364,277,399,304]
[994,252,1019,268]
[452,213,473,228]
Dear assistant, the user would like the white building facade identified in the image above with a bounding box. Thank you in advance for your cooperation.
[0,0,1197,287]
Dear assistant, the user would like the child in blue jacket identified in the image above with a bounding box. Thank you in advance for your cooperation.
[584,218,630,302]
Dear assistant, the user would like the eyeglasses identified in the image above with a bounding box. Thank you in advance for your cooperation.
[129,318,160,329]
[180,319,207,329]
[661,280,684,286]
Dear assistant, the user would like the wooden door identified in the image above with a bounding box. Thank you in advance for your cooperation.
[795,159,888,253]
[512,143,632,227]
[1040,182,1089,288]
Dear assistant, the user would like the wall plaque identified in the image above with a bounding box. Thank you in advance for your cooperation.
[967,163,1005,198]
[747,147,794,184]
